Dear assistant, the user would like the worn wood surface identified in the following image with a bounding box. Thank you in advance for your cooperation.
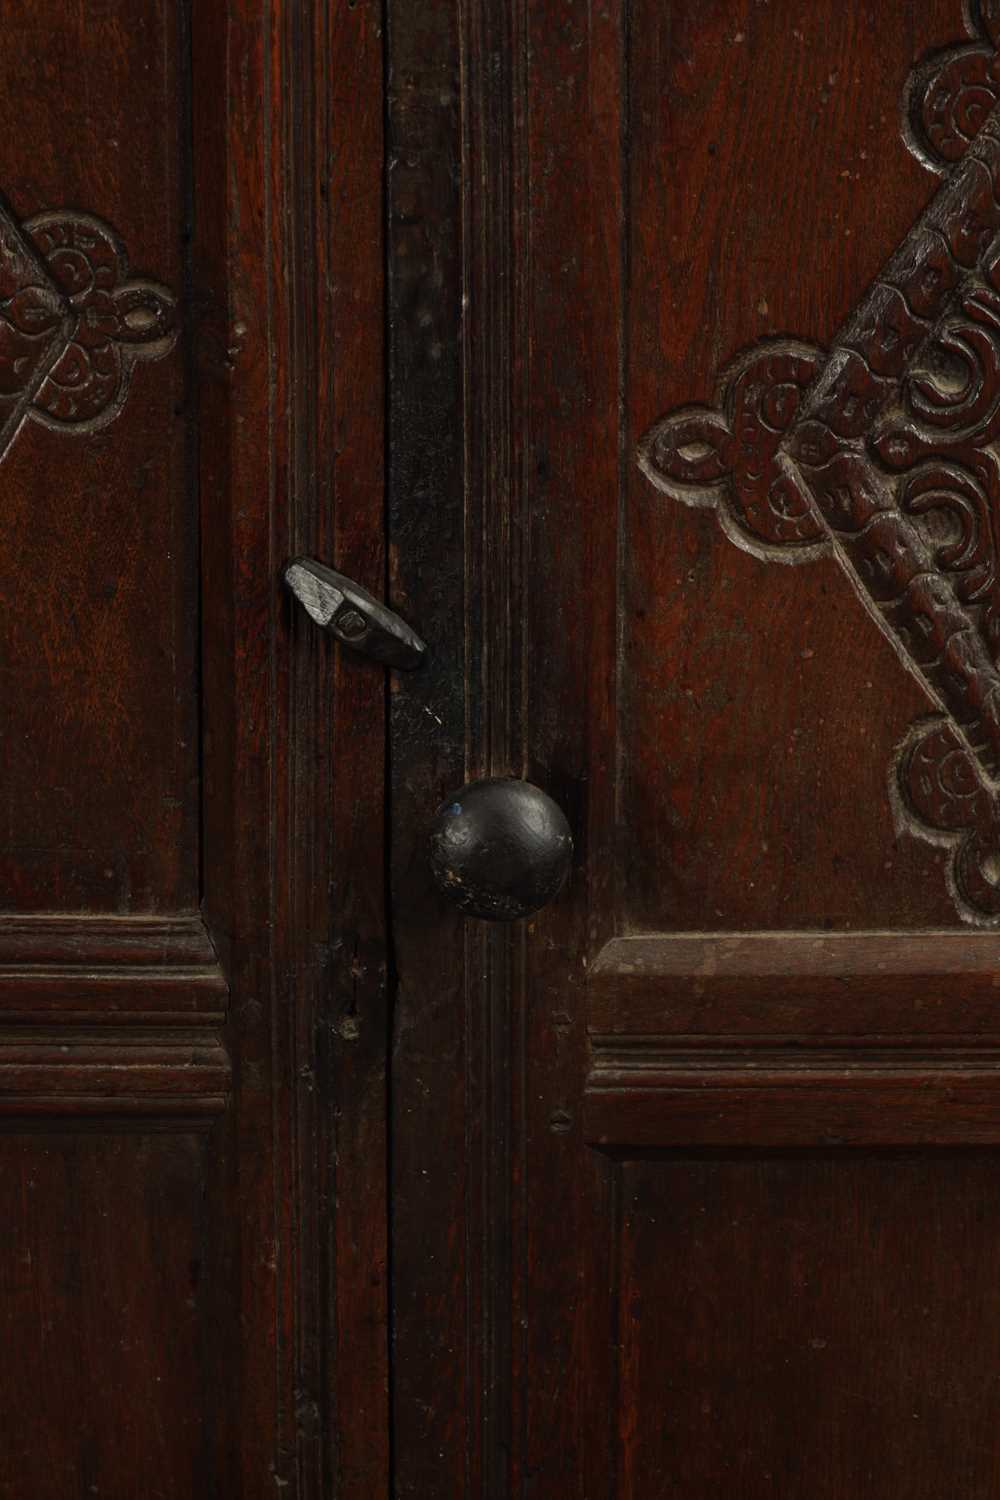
[13,0,1000,1492]
[386,1,472,1495]
[388,1,1000,1496]
[0,1,388,1494]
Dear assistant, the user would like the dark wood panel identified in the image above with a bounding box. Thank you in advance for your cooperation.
[0,0,391,1490]
[0,0,196,915]
[617,1154,1000,1497]
[390,1,1000,1496]
[0,1129,224,1497]
[623,0,971,934]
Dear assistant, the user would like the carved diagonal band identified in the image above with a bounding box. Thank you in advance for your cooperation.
[639,5,1000,925]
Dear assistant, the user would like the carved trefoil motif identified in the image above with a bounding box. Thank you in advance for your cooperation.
[639,2,1000,925]
[0,194,175,463]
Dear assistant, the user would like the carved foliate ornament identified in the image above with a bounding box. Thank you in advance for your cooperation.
[639,3,1000,925]
[0,195,176,461]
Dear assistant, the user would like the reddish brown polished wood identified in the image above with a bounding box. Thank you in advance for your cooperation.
[0,2,387,1494]
[389,1,1000,1497]
[15,0,1000,1492]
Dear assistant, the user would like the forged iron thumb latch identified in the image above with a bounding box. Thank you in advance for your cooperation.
[284,557,427,671]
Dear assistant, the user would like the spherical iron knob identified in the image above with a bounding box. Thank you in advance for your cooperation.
[429,778,573,921]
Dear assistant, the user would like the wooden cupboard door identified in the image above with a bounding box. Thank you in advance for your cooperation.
[0,3,388,1495]
[389,1,1000,1495]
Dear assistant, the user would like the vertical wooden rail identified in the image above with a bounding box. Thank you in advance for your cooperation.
[387,0,527,1494]
[199,0,391,1492]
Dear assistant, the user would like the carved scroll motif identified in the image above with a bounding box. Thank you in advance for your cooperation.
[638,342,828,562]
[0,195,175,465]
[639,4,1000,924]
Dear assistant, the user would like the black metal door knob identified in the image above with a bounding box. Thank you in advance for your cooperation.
[429,778,573,921]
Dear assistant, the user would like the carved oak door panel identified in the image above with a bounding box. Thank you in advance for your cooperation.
[389,1,1000,1495]
[0,4,387,1496]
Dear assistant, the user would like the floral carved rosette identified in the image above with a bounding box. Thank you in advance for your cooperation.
[0,195,176,463]
[640,1,1000,924]
[637,341,828,563]
[905,0,1000,171]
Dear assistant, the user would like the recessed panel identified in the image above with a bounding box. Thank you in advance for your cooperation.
[618,1153,1000,1497]
[0,1130,223,1494]
[0,2,194,913]
[624,0,981,931]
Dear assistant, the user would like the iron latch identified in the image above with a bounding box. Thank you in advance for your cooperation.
[284,557,427,671]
